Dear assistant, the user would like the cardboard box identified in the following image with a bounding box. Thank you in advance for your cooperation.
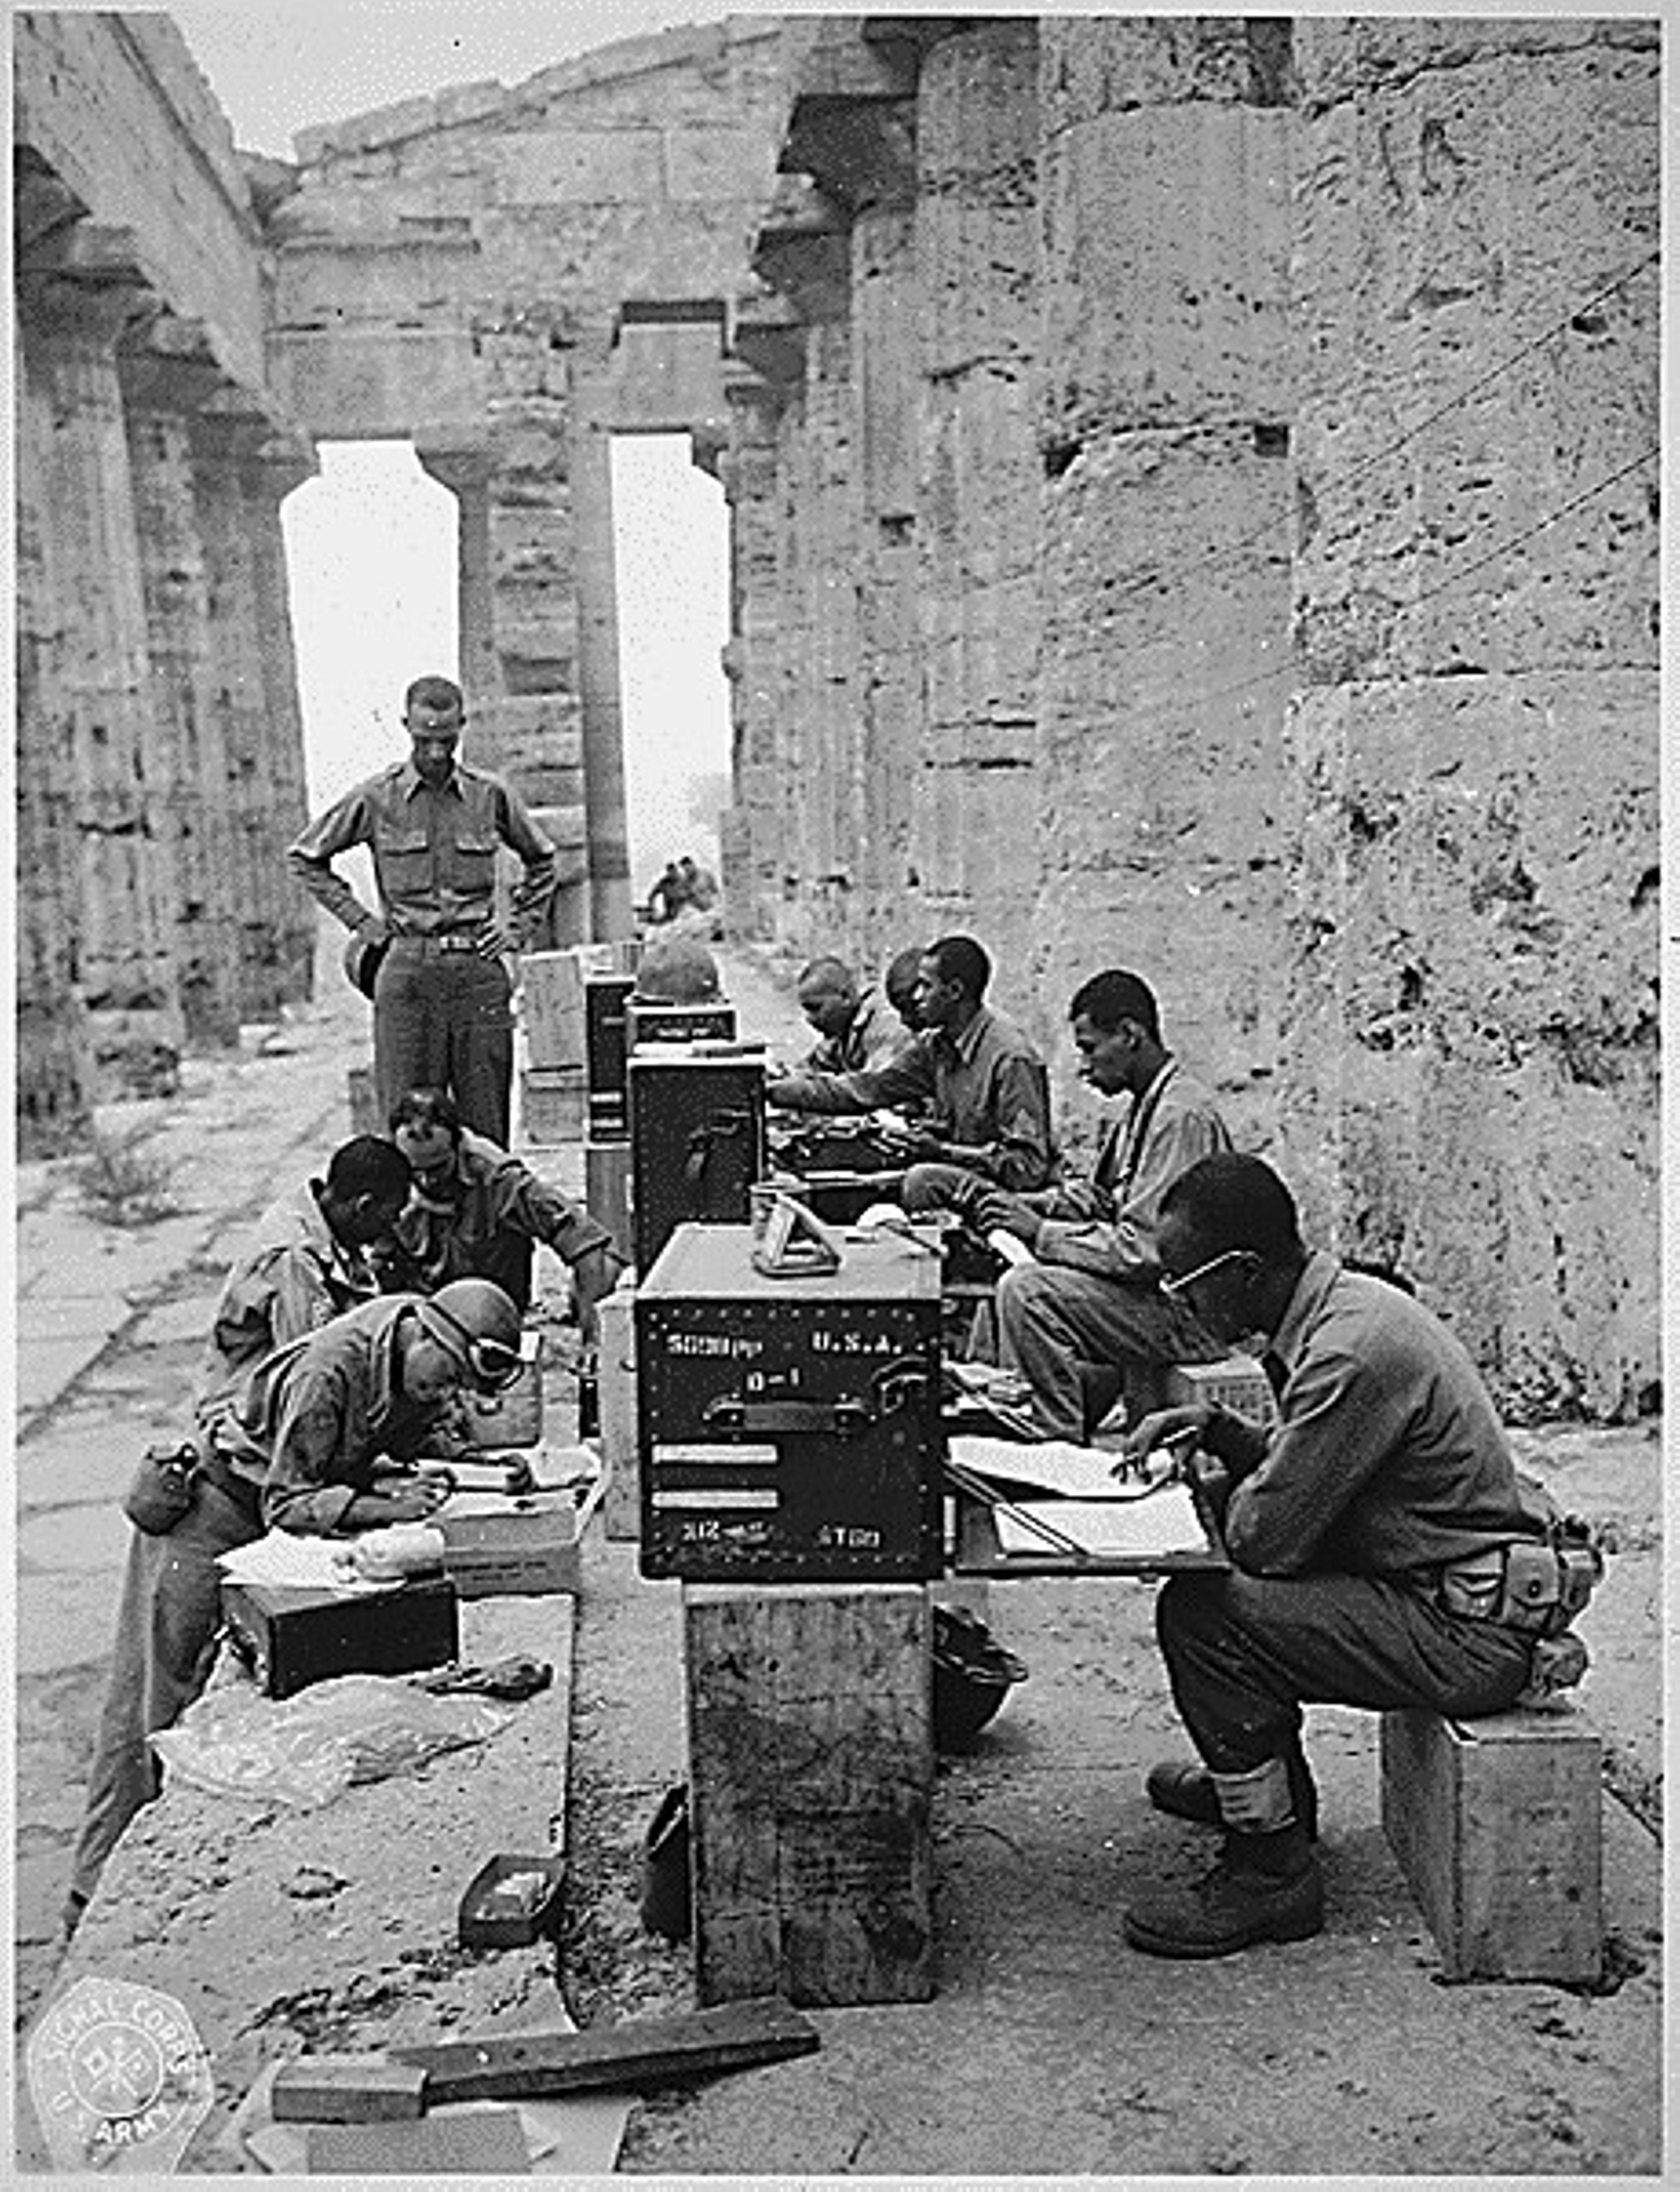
[437,1479,603,1598]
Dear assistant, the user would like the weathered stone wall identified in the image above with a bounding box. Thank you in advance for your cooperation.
[1281,17,1660,1418]
[14,14,312,1132]
[726,14,1656,1416]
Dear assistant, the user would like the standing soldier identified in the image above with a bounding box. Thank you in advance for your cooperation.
[288,675,557,1143]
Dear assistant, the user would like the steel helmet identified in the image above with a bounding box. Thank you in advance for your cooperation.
[634,936,721,1004]
[418,1277,527,1392]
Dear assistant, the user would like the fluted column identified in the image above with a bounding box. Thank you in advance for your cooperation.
[568,336,632,943]
[249,431,319,1003]
[415,432,496,710]
[717,369,793,940]
[15,324,93,1145]
[18,238,186,1097]
[190,397,301,1021]
[119,330,242,1048]
[1036,18,1294,1141]
[915,21,1041,1010]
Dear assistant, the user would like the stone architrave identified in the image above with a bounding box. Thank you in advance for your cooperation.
[17,237,186,1099]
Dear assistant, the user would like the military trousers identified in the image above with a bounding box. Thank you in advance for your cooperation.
[68,1472,262,1908]
[374,942,514,1145]
[997,1263,1223,1443]
[1155,1566,1536,1777]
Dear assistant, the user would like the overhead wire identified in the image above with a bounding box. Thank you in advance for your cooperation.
[1104,246,1660,612]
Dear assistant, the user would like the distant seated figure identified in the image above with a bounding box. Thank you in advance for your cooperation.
[767,933,1054,1199]
[796,955,912,1075]
[679,853,720,912]
[388,1086,625,1333]
[634,933,723,1004]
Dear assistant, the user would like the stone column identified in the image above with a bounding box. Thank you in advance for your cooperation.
[415,432,496,710]
[1035,18,1295,1151]
[17,233,186,1099]
[916,21,1041,1012]
[717,366,795,942]
[748,198,857,963]
[14,319,93,1146]
[1284,18,1659,1418]
[568,337,633,943]
[190,396,304,1022]
[248,430,319,1004]
[118,318,243,1049]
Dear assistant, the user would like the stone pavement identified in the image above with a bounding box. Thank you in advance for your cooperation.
[8,936,1665,2178]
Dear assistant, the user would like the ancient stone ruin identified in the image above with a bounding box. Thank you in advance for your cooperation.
[13,13,1659,1421]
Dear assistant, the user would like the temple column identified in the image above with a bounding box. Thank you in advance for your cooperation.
[568,335,633,943]
[119,316,242,1049]
[18,230,185,1098]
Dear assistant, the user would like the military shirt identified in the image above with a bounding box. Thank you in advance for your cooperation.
[196,1181,382,1433]
[1217,1250,1543,1579]
[770,1003,1054,1192]
[1029,1064,1232,1280]
[287,757,558,941]
[217,1295,449,1535]
[394,1128,614,1292]
[802,984,910,1076]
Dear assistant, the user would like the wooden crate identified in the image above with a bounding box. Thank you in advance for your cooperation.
[521,951,585,1068]
[595,1282,640,1540]
[684,1583,934,2008]
[521,1065,586,1146]
[1380,1703,1603,1982]
[584,1136,633,1262]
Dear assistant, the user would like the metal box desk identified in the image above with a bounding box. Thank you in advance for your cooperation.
[637,1221,942,1583]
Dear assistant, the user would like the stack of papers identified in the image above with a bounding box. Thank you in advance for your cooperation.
[217,1531,399,1594]
[949,1436,1214,1560]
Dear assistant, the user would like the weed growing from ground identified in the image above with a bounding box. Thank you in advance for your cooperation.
[66,1129,182,1227]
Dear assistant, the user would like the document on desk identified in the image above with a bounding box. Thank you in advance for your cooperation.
[990,1486,1210,1559]
[949,1435,1135,1501]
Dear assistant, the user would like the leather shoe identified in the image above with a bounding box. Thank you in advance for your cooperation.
[1124,1845,1325,1960]
[1144,1751,1320,1842]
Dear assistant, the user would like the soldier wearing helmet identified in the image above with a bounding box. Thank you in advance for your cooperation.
[65,1280,521,1932]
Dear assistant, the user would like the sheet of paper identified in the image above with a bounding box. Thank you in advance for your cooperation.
[991,1485,1209,1559]
[216,1530,398,1593]
[950,1434,1138,1501]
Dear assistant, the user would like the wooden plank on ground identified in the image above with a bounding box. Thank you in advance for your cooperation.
[390,1996,819,2105]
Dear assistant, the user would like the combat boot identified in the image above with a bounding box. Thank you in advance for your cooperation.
[1123,1824,1324,1959]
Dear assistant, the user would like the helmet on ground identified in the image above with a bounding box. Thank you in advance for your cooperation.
[634,935,721,1003]
[418,1277,527,1392]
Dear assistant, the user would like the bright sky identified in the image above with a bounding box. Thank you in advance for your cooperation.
[170,0,739,879]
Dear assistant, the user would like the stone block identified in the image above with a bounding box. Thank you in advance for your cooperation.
[495,128,665,207]
[1040,103,1293,438]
